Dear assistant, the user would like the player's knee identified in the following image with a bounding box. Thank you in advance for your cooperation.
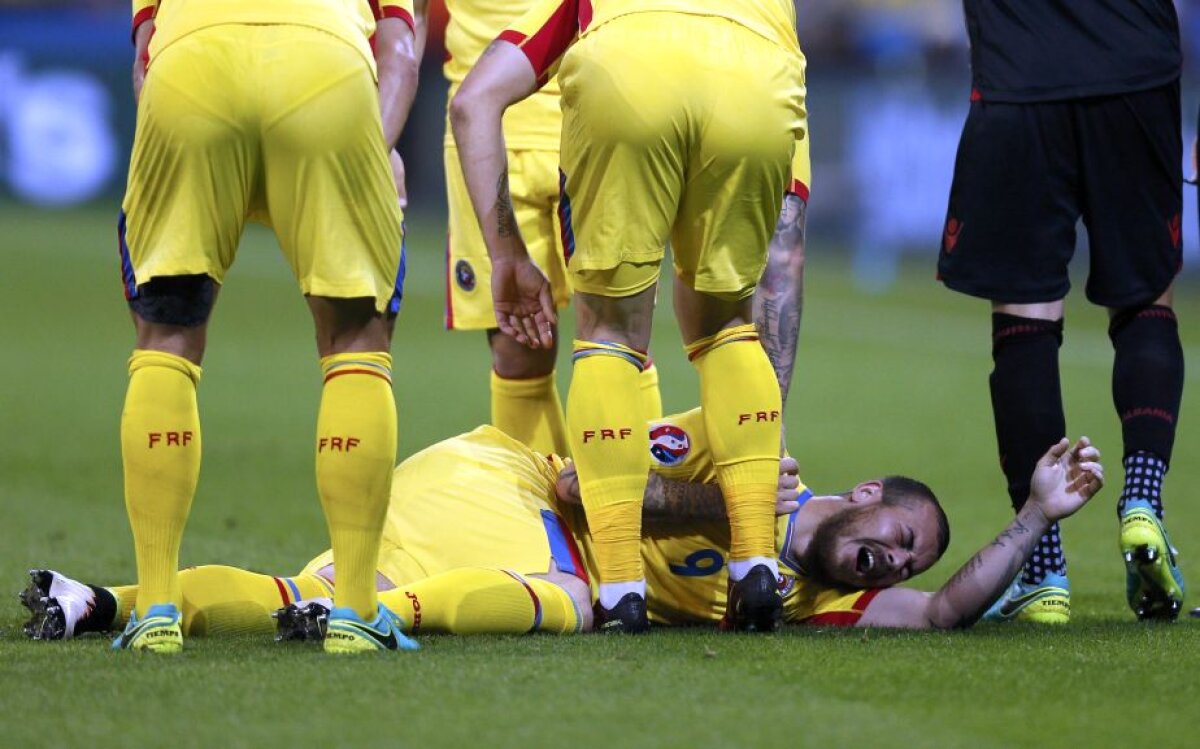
[308,296,390,356]
[129,274,217,327]
[488,329,558,378]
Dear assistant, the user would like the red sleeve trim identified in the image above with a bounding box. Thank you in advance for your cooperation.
[131,6,155,44]
[800,588,883,627]
[498,29,529,46]
[787,179,810,202]
[496,0,578,84]
[382,6,416,33]
[853,587,883,612]
[579,0,594,31]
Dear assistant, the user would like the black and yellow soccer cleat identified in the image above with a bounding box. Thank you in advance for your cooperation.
[273,598,332,643]
[1120,500,1185,621]
[594,592,649,634]
[724,564,783,632]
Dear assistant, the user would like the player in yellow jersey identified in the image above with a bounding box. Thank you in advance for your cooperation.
[21,412,1103,640]
[421,0,662,456]
[451,0,807,632]
[114,0,419,654]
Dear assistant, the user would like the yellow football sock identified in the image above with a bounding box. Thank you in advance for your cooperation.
[316,352,397,619]
[639,360,663,421]
[121,349,202,614]
[688,326,782,563]
[380,568,582,635]
[109,584,138,628]
[567,342,649,586]
[490,370,569,456]
[108,568,332,634]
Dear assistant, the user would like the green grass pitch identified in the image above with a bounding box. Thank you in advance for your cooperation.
[1,207,1197,748]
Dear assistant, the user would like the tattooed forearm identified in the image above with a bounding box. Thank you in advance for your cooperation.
[929,507,1047,629]
[754,194,807,409]
[494,165,518,238]
[642,474,727,522]
[556,467,728,523]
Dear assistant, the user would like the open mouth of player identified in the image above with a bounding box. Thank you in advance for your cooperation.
[857,546,877,576]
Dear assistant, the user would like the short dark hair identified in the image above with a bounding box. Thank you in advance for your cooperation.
[880,476,950,558]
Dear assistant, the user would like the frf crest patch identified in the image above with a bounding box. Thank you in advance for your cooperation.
[649,424,690,466]
[455,260,476,291]
[777,574,795,597]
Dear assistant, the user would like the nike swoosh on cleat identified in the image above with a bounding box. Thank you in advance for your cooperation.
[116,615,178,648]
[997,589,1066,619]
[331,623,398,650]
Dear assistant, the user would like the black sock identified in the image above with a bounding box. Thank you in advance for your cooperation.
[990,313,1066,509]
[1119,451,1167,520]
[989,313,1068,585]
[1110,305,1183,468]
[75,585,118,635]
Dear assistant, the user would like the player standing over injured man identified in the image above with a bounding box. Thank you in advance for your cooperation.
[938,0,1185,621]
[115,0,419,653]
[428,0,663,455]
[452,0,807,632]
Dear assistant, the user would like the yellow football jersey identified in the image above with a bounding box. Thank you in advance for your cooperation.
[130,0,415,76]
[444,0,562,151]
[577,408,879,626]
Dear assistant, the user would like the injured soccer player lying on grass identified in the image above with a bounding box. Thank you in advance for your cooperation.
[20,409,1103,645]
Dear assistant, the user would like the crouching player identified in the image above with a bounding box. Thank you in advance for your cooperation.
[20,411,1102,641]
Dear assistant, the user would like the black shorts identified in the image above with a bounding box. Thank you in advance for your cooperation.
[937,82,1183,307]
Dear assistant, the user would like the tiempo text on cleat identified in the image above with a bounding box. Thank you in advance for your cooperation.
[323,604,418,654]
[112,604,183,653]
[983,573,1071,624]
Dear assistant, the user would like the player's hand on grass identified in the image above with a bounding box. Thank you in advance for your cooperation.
[132,19,154,104]
[1028,437,1103,523]
[492,256,556,349]
[776,456,802,515]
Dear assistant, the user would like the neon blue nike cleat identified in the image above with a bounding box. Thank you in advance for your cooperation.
[1120,499,1185,621]
[983,572,1070,624]
[323,603,418,654]
[112,603,183,653]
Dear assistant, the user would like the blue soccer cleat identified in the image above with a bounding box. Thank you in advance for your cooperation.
[1120,499,1185,621]
[323,603,419,654]
[112,603,183,653]
[983,572,1071,624]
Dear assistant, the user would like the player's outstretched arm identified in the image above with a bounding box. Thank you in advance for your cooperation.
[450,42,554,348]
[858,438,1104,629]
[754,192,807,413]
[375,13,420,151]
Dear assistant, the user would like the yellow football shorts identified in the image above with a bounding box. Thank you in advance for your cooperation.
[119,24,404,314]
[444,145,572,330]
[558,13,806,299]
